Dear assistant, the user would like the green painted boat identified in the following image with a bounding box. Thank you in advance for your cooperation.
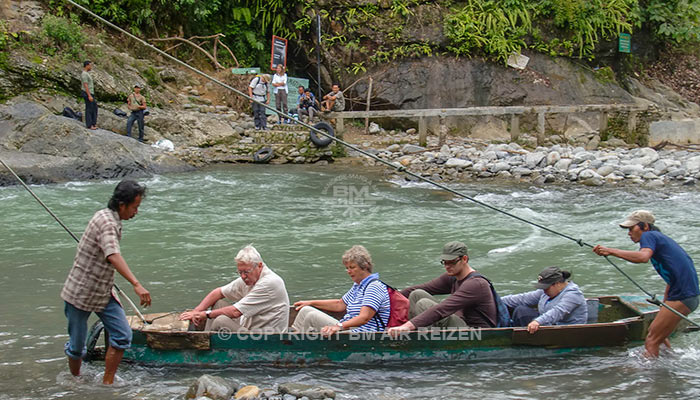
[87,295,682,366]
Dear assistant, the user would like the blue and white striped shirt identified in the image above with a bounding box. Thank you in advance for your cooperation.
[340,273,390,332]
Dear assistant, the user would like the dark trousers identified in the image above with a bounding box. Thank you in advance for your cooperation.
[275,89,287,121]
[81,91,97,128]
[252,102,267,129]
[511,305,540,327]
[126,110,145,141]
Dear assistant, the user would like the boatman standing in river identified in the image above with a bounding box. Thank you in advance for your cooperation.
[593,210,699,358]
[60,180,151,384]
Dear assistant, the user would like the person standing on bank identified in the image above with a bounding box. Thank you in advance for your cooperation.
[501,266,587,334]
[81,60,97,130]
[126,84,147,142]
[60,180,151,384]
[593,210,700,357]
[271,64,288,124]
[248,74,271,130]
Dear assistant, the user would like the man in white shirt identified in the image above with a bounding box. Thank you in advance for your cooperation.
[179,245,289,333]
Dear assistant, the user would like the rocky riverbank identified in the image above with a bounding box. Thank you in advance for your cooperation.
[185,374,336,400]
[350,134,700,187]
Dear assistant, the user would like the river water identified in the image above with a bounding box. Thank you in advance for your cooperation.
[1,165,699,399]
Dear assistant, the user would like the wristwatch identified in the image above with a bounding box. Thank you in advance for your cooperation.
[336,321,343,329]
[205,310,212,319]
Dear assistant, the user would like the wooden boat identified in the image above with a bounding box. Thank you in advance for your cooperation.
[86,295,686,366]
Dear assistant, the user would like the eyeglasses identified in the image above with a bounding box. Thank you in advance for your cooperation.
[440,257,462,266]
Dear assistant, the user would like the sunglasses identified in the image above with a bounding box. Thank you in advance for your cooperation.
[440,257,462,266]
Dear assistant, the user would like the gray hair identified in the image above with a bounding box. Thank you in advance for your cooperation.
[342,245,373,273]
[235,244,263,266]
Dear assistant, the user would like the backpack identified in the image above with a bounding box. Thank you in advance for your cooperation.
[62,106,82,122]
[251,76,268,100]
[467,272,512,328]
[362,278,409,330]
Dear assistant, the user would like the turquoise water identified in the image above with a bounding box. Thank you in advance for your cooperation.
[1,164,699,399]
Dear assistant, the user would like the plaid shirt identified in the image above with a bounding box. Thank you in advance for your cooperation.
[60,209,122,312]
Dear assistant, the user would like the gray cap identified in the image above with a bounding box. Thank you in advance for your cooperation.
[134,83,142,88]
[440,241,468,260]
[619,210,655,228]
[534,266,564,289]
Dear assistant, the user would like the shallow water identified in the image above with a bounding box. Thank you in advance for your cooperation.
[1,165,699,399]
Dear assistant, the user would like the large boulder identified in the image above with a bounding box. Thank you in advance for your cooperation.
[185,375,236,400]
[0,101,192,185]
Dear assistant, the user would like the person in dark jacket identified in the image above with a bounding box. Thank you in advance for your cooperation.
[387,241,497,335]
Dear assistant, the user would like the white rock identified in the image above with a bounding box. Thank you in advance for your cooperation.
[368,122,381,134]
[596,165,615,177]
[525,152,547,168]
[491,162,511,173]
[445,158,472,168]
[439,145,451,157]
[554,158,573,171]
[578,169,602,180]
[573,151,596,164]
[620,164,646,176]
[546,151,561,166]
[483,151,498,161]
[686,155,700,172]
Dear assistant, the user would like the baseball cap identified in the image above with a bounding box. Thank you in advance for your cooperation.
[440,241,468,260]
[619,210,655,228]
[134,83,142,88]
[534,266,564,289]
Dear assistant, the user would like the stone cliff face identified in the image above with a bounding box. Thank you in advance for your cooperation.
[0,101,192,185]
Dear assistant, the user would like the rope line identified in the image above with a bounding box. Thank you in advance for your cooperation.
[51,1,700,328]
[0,157,149,324]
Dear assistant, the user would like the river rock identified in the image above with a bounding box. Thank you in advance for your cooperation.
[185,375,236,400]
[573,151,596,164]
[234,385,260,400]
[686,155,700,172]
[386,144,401,152]
[512,167,533,176]
[278,383,336,399]
[406,128,417,135]
[525,152,546,168]
[402,144,425,154]
[596,165,615,177]
[620,164,646,177]
[368,122,381,134]
[666,168,687,178]
[629,147,659,166]
[546,151,561,166]
[445,158,472,168]
[554,158,572,171]
[491,161,510,173]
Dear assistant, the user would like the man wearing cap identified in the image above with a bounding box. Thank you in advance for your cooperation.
[126,84,147,142]
[387,241,497,334]
[501,266,587,334]
[593,210,700,357]
[248,74,271,130]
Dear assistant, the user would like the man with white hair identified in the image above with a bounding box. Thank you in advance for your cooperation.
[179,245,289,332]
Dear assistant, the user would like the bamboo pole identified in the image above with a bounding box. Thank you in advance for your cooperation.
[364,77,373,134]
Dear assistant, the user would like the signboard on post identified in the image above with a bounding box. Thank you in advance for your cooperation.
[270,35,287,70]
[618,33,631,53]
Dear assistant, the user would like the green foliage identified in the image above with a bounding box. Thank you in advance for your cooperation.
[636,0,700,44]
[537,0,635,58]
[444,0,637,62]
[41,15,85,59]
[593,66,616,84]
[141,65,161,87]
[347,62,366,75]
[390,0,414,18]
[444,0,533,63]
[370,42,434,64]
[62,1,306,68]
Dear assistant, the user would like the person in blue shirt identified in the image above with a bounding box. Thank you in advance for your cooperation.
[502,266,587,334]
[593,210,700,357]
[291,245,390,334]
